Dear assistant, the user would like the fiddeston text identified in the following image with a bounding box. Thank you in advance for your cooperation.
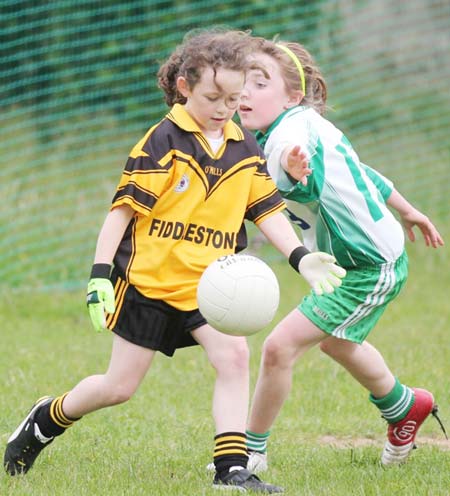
[148,218,235,249]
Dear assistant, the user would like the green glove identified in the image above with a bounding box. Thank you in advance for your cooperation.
[86,264,115,332]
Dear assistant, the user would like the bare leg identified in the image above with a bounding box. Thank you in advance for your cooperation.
[193,324,250,433]
[248,309,327,433]
[62,334,156,418]
[319,337,395,397]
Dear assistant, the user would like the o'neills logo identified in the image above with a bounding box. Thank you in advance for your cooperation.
[149,218,235,249]
[205,166,222,176]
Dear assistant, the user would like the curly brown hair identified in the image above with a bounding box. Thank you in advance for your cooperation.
[158,29,253,107]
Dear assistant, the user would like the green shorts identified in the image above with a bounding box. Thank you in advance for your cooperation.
[299,251,408,343]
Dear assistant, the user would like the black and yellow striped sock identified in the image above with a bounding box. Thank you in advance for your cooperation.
[35,392,81,437]
[213,432,248,479]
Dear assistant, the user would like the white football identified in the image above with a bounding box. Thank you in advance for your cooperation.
[197,254,280,336]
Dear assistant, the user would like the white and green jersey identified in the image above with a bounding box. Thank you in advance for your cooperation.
[261,106,404,268]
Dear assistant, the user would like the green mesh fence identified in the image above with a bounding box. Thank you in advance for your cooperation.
[1,0,449,290]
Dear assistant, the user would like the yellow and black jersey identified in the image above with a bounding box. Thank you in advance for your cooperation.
[111,104,285,310]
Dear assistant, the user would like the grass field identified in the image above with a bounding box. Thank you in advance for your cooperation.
[1,241,449,495]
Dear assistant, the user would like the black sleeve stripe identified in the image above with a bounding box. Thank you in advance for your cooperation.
[122,169,169,176]
[112,194,154,215]
[124,155,170,173]
[247,186,281,209]
[112,185,158,212]
[250,201,286,224]
[117,180,159,201]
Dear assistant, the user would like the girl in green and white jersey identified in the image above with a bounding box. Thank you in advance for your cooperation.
[238,37,445,470]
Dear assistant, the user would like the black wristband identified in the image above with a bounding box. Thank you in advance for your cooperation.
[288,246,310,272]
[90,263,112,279]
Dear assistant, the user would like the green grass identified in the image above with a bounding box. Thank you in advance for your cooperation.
[1,242,449,495]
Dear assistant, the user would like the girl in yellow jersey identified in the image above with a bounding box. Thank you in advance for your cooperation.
[4,29,345,492]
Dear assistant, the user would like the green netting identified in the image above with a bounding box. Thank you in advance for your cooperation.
[1,0,449,290]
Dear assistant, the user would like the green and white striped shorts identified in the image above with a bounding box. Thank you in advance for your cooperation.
[299,250,408,343]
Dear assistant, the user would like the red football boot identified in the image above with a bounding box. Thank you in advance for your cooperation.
[381,388,445,466]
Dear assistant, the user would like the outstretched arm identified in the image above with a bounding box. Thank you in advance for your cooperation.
[387,189,444,248]
[258,212,346,295]
[280,145,311,185]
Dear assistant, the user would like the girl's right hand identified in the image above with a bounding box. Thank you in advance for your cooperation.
[283,145,311,185]
[87,278,115,332]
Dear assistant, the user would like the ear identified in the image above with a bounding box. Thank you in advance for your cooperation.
[176,76,190,98]
[284,90,304,109]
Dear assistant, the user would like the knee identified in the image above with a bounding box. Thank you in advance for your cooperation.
[319,339,334,356]
[226,341,250,372]
[213,340,250,374]
[262,335,288,369]
[102,381,137,406]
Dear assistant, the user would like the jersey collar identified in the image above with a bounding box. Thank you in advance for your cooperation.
[167,104,244,142]
[255,106,302,147]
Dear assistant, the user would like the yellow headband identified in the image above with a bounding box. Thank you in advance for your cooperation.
[276,43,306,95]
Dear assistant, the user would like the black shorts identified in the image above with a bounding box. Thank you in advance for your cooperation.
[106,270,207,357]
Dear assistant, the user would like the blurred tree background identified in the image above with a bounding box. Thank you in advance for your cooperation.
[1,0,449,289]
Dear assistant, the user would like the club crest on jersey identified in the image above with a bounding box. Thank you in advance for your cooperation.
[174,174,189,192]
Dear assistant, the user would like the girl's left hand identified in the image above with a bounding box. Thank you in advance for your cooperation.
[401,208,444,248]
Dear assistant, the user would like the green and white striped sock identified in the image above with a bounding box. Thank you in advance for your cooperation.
[369,378,414,423]
[246,429,270,453]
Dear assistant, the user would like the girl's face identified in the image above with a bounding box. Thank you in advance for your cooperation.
[239,52,296,133]
[177,66,245,139]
